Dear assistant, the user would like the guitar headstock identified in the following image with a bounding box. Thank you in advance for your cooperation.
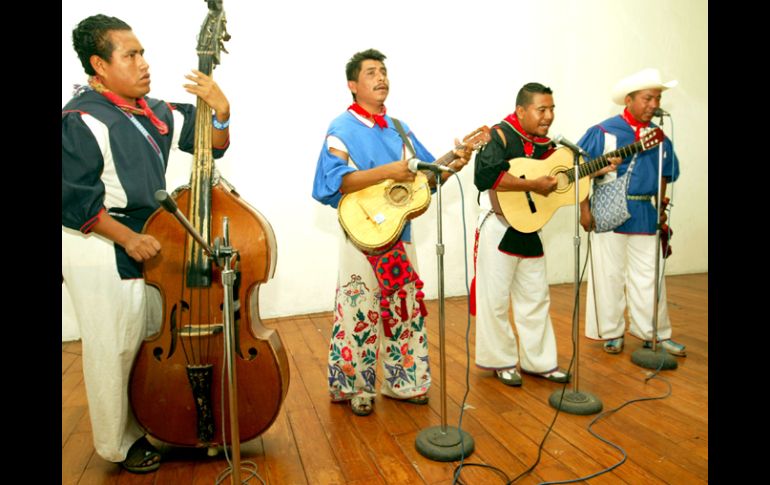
[641,127,665,151]
[462,126,492,152]
[196,0,230,73]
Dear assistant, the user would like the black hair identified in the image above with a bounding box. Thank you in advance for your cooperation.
[516,82,553,108]
[345,48,387,101]
[72,14,132,75]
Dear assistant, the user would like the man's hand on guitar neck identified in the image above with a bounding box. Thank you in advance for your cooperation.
[592,156,622,178]
[448,137,472,173]
[426,139,472,186]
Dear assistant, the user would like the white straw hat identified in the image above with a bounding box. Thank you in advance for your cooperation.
[611,68,678,105]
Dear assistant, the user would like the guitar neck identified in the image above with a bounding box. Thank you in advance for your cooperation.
[413,126,490,171]
[566,139,646,182]
[423,145,462,169]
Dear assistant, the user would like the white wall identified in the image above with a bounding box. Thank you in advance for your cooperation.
[62,0,707,336]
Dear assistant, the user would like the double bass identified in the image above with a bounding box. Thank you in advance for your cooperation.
[129,0,289,447]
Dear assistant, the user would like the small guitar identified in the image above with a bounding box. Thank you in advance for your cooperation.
[338,126,491,253]
[496,128,665,233]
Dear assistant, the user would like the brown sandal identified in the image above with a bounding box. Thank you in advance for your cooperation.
[351,396,373,416]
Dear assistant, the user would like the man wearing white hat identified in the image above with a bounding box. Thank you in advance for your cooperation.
[576,68,684,357]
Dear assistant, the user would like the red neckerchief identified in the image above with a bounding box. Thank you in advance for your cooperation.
[88,76,169,135]
[502,112,551,157]
[348,102,388,129]
[621,108,649,141]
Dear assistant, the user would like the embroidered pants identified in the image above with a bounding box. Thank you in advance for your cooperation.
[585,231,672,341]
[474,214,559,373]
[327,228,430,401]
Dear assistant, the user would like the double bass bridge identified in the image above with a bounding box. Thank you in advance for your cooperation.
[178,324,224,337]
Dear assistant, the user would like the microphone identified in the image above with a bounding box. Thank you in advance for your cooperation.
[408,158,456,174]
[653,107,670,117]
[155,190,179,213]
[553,134,590,157]
[154,190,216,257]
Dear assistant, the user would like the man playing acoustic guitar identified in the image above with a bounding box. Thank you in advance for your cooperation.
[577,68,684,356]
[472,83,575,387]
[311,49,470,416]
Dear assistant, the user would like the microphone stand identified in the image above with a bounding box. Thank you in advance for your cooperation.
[631,117,677,370]
[155,190,244,483]
[548,149,603,415]
[415,168,475,461]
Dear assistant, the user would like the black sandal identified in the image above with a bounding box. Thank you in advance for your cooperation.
[121,436,161,474]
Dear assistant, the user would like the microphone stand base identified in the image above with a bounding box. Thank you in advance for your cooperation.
[549,388,603,415]
[631,348,678,370]
[415,426,475,462]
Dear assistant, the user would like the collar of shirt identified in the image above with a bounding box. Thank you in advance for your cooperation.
[620,108,650,141]
[348,108,376,128]
[501,112,551,157]
[348,103,388,129]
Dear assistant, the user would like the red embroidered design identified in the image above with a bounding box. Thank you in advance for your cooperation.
[365,241,428,337]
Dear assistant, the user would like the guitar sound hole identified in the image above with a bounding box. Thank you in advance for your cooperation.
[555,171,571,192]
[387,184,411,206]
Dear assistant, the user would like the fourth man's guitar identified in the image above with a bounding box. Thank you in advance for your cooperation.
[496,128,665,233]
[338,126,491,253]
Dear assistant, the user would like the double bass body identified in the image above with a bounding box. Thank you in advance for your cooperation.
[130,182,288,447]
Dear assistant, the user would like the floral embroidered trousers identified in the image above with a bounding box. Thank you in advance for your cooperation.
[328,230,431,401]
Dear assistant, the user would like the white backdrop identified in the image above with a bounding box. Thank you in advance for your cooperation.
[62,0,708,340]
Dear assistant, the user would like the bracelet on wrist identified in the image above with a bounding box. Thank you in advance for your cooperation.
[212,114,230,130]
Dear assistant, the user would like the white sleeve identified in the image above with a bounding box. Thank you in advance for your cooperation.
[326,135,348,153]
[326,135,359,168]
[595,132,619,185]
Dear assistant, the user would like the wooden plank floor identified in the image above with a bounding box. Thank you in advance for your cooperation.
[62,273,708,484]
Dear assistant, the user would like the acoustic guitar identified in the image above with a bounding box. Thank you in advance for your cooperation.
[496,128,665,233]
[338,126,491,253]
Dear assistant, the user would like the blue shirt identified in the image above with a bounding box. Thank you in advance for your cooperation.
[577,115,680,234]
[62,89,227,277]
[312,110,435,242]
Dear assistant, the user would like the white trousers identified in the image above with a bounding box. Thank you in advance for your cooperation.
[62,226,158,462]
[585,231,672,341]
[474,214,558,373]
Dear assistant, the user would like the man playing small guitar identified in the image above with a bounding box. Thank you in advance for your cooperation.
[311,49,470,416]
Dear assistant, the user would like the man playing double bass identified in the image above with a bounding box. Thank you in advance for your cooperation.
[62,14,231,473]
